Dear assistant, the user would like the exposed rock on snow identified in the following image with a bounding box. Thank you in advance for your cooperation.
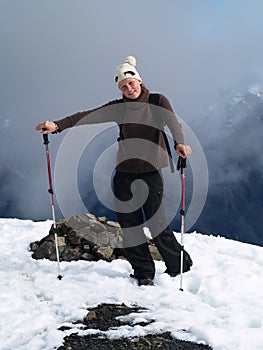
[30,213,162,262]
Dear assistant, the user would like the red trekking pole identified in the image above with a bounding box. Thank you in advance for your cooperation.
[43,132,63,280]
[177,156,187,291]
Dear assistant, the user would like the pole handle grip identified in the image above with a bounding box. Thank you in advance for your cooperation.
[42,128,49,144]
[177,156,187,171]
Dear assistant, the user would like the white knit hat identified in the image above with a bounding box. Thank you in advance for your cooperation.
[115,56,142,86]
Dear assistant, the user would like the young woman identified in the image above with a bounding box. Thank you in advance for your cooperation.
[36,56,192,286]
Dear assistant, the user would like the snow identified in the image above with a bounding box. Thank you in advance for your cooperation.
[0,218,263,350]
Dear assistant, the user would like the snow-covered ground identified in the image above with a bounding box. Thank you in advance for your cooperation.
[0,218,262,350]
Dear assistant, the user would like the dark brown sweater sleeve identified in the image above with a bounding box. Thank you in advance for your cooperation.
[54,99,122,132]
[158,94,185,145]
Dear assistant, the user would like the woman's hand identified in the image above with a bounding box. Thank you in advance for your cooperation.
[175,144,192,158]
[35,120,57,134]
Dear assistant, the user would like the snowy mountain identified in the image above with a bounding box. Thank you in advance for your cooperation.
[191,85,263,246]
[192,84,263,145]
[0,218,262,350]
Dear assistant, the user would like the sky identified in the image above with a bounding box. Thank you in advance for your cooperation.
[0,0,263,244]
[0,218,263,350]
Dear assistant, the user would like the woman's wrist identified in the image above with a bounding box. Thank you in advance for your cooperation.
[52,122,60,134]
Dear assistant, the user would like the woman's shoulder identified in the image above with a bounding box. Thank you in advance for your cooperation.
[148,92,169,102]
[149,92,172,111]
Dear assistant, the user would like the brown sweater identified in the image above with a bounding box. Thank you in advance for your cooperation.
[55,86,185,173]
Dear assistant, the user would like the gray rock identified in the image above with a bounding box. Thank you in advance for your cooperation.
[30,212,163,264]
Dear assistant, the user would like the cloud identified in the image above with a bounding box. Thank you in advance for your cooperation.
[1,0,263,244]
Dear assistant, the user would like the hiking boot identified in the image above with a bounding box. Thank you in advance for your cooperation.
[164,270,179,278]
[130,274,154,286]
[138,278,154,286]
[165,251,193,278]
[183,252,193,271]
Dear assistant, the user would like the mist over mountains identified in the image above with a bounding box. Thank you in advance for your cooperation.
[1,83,262,246]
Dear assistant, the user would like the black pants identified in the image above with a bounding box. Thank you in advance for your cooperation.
[113,170,182,279]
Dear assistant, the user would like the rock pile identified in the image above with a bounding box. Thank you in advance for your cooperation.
[30,212,162,262]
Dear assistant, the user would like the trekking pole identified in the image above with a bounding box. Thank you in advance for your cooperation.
[42,131,63,280]
[177,156,187,291]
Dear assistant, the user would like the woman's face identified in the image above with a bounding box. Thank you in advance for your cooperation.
[118,78,142,99]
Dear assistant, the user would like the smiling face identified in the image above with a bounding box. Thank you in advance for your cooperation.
[118,78,142,99]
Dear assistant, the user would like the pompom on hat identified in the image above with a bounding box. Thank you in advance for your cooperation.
[115,56,142,86]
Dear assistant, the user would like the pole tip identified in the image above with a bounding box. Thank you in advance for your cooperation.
[57,275,63,280]
[179,288,184,291]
